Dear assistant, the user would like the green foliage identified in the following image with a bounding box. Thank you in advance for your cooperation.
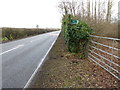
[2,37,8,41]
[62,14,92,58]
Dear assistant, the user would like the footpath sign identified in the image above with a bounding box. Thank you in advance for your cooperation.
[71,20,79,24]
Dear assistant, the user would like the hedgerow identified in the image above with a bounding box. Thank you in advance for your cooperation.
[1,28,58,42]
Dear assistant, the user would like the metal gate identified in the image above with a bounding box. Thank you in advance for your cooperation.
[88,35,120,80]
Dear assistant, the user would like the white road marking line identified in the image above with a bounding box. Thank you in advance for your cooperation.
[0,45,24,55]
[23,30,61,89]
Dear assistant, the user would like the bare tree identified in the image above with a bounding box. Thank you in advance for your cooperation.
[58,1,69,16]
[87,0,90,18]
[92,0,94,19]
[72,1,76,16]
[106,0,113,23]
[58,0,79,16]
[100,1,106,23]
[98,0,100,23]
[82,0,85,19]
[94,0,97,23]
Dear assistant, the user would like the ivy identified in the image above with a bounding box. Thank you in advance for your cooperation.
[62,14,93,58]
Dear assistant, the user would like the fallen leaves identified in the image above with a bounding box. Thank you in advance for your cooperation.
[30,33,119,88]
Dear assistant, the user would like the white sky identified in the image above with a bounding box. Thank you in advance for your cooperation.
[0,0,119,28]
[0,0,61,28]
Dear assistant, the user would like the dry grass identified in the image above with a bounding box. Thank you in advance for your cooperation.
[84,18,118,38]
[75,16,118,38]
[92,22,118,38]
[1,27,59,42]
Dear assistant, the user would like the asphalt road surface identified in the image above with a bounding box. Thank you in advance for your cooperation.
[1,31,61,88]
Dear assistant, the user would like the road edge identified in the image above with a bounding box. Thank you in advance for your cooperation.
[23,30,61,89]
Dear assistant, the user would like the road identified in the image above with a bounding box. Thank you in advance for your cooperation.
[1,31,61,88]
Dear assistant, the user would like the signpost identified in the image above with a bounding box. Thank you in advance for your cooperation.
[71,20,79,24]
[36,25,39,28]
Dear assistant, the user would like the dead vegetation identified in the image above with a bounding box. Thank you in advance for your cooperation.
[29,32,119,88]
[58,0,118,38]
[1,27,59,43]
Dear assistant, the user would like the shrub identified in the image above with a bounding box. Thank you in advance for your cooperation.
[2,27,58,42]
[62,14,92,58]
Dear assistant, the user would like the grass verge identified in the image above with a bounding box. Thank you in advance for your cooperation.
[29,32,119,88]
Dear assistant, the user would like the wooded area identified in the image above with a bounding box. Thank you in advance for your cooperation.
[58,0,118,38]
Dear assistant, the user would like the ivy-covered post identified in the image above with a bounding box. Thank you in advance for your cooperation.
[62,15,67,44]
[67,15,72,52]
[62,14,92,58]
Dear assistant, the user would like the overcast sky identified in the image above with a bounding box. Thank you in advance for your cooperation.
[0,0,119,28]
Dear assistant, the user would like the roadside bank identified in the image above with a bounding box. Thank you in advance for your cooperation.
[29,32,119,88]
